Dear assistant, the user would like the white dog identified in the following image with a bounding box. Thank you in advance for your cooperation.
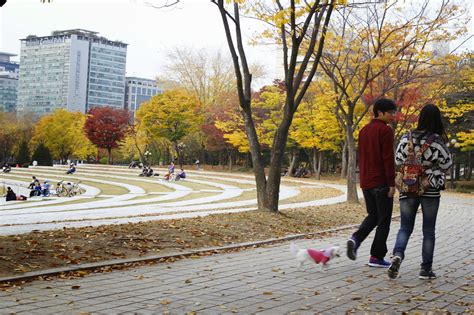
[290,242,341,271]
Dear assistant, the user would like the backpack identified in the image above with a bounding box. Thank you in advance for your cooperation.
[395,132,436,196]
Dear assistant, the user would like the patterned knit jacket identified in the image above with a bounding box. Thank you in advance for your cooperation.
[395,131,453,199]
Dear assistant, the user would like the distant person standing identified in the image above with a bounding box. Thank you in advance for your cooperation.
[195,159,200,170]
[347,98,397,268]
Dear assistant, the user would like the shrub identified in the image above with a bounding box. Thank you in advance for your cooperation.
[31,143,53,166]
[16,141,30,166]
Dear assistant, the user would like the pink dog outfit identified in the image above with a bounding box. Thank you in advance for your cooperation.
[307,248,331,264]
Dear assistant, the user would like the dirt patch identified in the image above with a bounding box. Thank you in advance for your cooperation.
[0,202,369,278]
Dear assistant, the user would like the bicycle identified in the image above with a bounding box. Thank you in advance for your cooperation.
[55,180,69,197]
[68,181,83,196]
[55,180,82,197]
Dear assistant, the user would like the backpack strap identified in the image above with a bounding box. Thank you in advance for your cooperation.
[406,131,416,162]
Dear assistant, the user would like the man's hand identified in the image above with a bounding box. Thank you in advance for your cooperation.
[388,186,396,198]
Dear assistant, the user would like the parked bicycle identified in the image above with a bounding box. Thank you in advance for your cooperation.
[55,180,83,197]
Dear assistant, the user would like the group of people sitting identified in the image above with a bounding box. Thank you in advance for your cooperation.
[28,176,51,197]
[139,166,157,177]
[163,162,186,181]
[135,162,187,181]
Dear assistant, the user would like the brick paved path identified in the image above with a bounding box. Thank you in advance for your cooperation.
[1,195,472,314]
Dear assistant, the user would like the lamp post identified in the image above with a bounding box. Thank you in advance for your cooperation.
[177,142,186,168]
[448,139,459,189]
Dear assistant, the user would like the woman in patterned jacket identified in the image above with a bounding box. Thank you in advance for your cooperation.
[387,104,452,280]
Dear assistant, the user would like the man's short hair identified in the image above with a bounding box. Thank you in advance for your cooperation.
[373,98,397,117]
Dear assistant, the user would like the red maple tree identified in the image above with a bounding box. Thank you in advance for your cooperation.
[84,106,130,164]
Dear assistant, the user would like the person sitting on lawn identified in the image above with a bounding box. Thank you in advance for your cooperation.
[177,168,186,180]
[66,163,76,174]
[30,181,42,197]
[6,187,27,201]
[168,162,175,174]
[28,176,40,189]
[146,167,155,177]
[42,179,51,197]
[2,164,11,173]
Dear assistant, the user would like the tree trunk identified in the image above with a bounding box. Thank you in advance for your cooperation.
[466,151,472,181]
[264,111,294,212]
[346,126,359,203]
[455,161,461,181]
[107,148,112,165]
[227,149,233,171]
[311,148,321,180]
[288,148,298,177]
[315,149,322,180]
[341,142,348,179]
[218,150,223,167]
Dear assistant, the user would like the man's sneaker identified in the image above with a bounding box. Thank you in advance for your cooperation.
[387,256,402,279]
[346,238,358,260]
[419,269,437,280]
[368,256,391,268]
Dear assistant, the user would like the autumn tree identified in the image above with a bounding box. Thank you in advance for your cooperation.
[319,1,467,202]
[31,109,96,163]
[84,106,130,165]
[0,112,18,164]
[163,47,237,107]
[139,89,202,167]
[442,54,474,180]
[290,80,343,179]
[119,117,150,165]
[212,0,337,212]
[202,91,240,169]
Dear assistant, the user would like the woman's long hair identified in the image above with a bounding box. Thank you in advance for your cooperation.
[416,104,448,142]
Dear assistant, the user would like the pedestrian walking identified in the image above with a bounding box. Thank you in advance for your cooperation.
[347,98,397,267]
[387,104,452,280]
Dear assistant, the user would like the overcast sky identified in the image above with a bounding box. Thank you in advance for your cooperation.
[0,0,278,85]
[0,0,472,86]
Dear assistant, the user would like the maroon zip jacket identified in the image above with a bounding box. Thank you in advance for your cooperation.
[358,119,395,189]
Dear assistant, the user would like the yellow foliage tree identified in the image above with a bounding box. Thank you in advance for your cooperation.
[31,109,96,163]
[290,80,343,177]
[319,1,468,202]
[139,89,203,166]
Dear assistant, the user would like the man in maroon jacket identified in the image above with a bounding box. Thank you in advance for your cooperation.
[347,98,397,268]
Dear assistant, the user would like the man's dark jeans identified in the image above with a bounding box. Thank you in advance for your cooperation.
[353,184,393,259]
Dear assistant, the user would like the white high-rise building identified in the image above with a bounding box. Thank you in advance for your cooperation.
[17,29,127,116]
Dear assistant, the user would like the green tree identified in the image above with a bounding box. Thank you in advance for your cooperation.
[15,141,30,166]
[31,143,53,166]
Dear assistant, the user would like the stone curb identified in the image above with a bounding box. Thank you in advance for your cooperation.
[0,222,366,284]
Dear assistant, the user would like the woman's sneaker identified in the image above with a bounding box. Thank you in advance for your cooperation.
[419,269,437,280]
[387,256,402,279]
[368,256,391,268]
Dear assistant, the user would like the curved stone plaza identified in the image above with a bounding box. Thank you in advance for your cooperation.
[0,165,348,235]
